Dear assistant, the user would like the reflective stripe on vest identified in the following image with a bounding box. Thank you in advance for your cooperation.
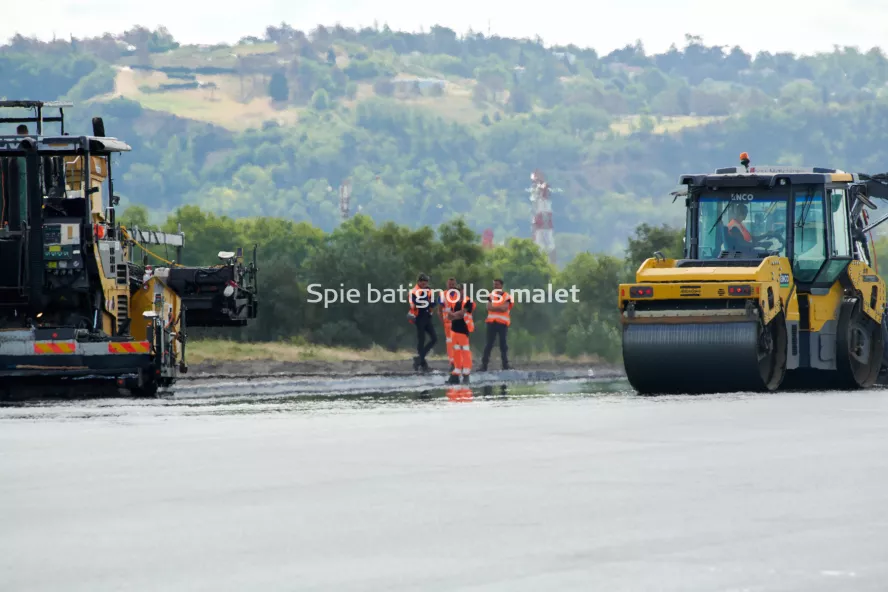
[462,296,474,333]
[486,291,512,325]
[727,219,752,242]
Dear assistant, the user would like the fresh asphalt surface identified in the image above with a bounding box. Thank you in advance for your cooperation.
[2,378,888,591]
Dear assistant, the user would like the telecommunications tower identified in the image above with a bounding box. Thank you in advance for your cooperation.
[339,179,352,221]
[529,169,556,264]
[482,228,494,249]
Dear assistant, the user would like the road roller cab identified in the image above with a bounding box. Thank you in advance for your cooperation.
[619,154,888,394]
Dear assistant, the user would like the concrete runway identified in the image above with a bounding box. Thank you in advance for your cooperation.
[2,385,888,591]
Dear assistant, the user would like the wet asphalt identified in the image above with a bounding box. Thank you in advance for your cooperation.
[2,380,888,591]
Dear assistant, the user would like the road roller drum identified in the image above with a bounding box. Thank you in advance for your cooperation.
[622,317,786,394]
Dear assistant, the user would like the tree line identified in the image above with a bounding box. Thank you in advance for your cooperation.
[120,205,684,362]
[5,26,888,263]
[119,201,888,363]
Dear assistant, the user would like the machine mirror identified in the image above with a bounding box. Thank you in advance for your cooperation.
[92,117,106,137]
[851,185,876,210]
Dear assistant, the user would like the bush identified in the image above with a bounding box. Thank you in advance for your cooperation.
[344,59,394,81]
[493,327,544,361]
[372,78,394,96]
[425,54,472,77]
[311,319,371,348]
[268,71,289,102]
[564,319,620,361]
[311,88,330,110]
[65,64,116,102]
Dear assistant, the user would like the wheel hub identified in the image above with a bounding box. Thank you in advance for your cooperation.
[850,323,871,366]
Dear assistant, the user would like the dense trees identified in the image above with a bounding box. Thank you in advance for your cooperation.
[5,26,888,263]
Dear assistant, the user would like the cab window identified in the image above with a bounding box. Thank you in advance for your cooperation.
[809,188,854,285]
[792,187,826,282]
[696,192,788,259]
[829,188,851,258]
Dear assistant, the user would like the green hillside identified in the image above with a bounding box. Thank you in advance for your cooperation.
[6,25,888,361]
[5,25,888,265]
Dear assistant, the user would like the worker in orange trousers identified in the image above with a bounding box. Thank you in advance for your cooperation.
[439,277,461,372]
[446,284,475,385]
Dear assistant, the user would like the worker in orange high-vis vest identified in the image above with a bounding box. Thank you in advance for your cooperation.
[439,277,461,372]
[724,202,754,254]
[408,273,437,371]
[725,201,784,256]
[481,278,513,371]
[446,285,474,385]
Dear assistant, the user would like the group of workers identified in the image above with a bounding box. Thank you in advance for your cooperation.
[408,273,513,384]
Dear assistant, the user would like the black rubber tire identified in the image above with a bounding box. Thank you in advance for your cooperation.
[131,377,159,398]
[836,298,884,389]
[759,312,788,391]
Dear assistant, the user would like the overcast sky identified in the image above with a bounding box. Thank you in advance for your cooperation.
[4,0,887,56]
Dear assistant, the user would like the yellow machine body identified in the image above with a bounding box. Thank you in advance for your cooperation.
[618,162,888,394]
[0,100,258,398]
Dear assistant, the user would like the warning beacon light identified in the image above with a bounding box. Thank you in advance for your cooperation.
[740,151,750,171]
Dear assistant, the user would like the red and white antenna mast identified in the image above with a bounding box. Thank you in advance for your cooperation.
[530,169,556,264]
[339,178,352,221]
[482,228,494,249]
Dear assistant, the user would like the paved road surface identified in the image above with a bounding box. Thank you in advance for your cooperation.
[2,385,888,591]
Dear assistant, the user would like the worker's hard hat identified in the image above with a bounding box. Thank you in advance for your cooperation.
[418,273,429,281]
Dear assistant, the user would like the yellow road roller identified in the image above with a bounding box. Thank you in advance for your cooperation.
[619,154,888,394]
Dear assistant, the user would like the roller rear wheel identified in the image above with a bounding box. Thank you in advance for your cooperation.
[836,299,884,389]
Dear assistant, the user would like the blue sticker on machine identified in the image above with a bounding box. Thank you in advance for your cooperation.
[863,274,879,282]
[779,273,789,286]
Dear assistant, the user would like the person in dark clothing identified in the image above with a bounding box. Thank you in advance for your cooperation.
[481,278,512,371]
[409,273,437,371]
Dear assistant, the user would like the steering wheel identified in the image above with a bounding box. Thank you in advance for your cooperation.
[756,231,785,251]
